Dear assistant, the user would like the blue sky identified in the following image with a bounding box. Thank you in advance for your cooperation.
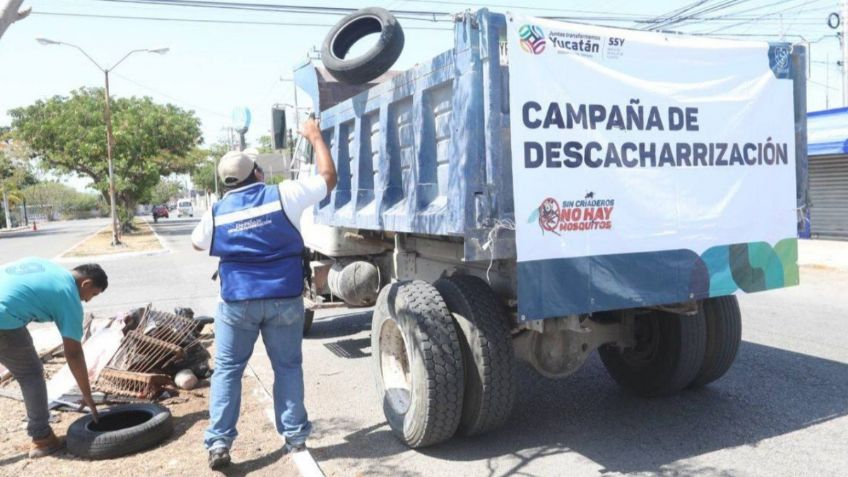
[0,0,843,189]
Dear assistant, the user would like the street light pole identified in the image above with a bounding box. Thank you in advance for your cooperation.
[103,69,120,246]
[36,38,169,246]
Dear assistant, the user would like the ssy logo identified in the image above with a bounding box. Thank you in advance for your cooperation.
[518,24,546,55]
[527,197,560,235]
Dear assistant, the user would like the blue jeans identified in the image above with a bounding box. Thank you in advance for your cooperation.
[204,297,311,450]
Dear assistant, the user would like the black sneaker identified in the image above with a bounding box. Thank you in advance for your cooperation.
[283,442,307,454]
[208,447,231,470]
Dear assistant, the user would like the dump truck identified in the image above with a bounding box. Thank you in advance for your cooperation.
[290,9,808,448]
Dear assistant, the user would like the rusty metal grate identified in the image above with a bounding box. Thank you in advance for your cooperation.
[94,306,201,399]
[96,369,173,400]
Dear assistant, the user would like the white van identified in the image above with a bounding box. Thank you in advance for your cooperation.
[177,199,194,218]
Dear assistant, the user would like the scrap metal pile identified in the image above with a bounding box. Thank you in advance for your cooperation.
[93,306,210,400]
[34,305,212,408]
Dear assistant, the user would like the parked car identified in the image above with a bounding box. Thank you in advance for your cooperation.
[152,205,169,223]
[177,199,193,218]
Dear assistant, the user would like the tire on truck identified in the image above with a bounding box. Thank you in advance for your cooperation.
[321,7,405,85]
[598,308,706,397]
[688,295,742,388]
[434,275,515,436]
[371,280,464,448]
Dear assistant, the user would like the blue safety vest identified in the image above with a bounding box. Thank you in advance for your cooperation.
[210,183,304,301]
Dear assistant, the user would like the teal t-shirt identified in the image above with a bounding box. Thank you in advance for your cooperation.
[0,257,84,341]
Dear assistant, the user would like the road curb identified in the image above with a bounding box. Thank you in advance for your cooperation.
[248,362,326,477]
[141,217,172,254]
[53,221,170,263]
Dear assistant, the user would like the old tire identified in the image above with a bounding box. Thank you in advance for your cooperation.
[67,403,173,459]
[321,7,404,85]
[689,296,742,388]
[303,308,315,336]
[599,309,706,397]
[434,275,515,437]
[371,280,464,448]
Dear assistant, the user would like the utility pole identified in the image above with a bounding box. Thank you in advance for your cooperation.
[827,52,831,109]
[843,0,848,106]
[1,188,10,229]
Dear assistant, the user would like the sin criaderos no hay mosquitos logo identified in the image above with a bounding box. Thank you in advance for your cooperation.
[528,193,616,236]
[518,24,546,55]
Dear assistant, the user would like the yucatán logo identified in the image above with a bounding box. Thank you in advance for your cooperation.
[518,24,546,55]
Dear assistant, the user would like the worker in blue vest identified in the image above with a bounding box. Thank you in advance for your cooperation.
[192,117,336,470]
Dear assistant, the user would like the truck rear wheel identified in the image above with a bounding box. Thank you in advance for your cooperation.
[371,280,464,447]
[689,296,742,388]
[599,309,706,397]
[434,275,515,437]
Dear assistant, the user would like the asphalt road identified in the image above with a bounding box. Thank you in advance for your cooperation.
[274,251,848,477]
[2,218,845,476]
[0,218,110,264]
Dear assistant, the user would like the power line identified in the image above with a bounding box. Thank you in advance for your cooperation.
[110,71,232,119]
[649,0,757,30]
[398,0,632,16]
[701,0,833,33]
[93,0,451,18]
[31,11,452,30]
[642,0,715,29]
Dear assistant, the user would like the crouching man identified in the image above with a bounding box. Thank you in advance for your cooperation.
[192,117,336,470]
[0,258,106,458]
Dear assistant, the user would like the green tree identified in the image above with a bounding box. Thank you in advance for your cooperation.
[22,182,101,220]
[9,88,202,230]
[191,142,229,194]
[150,178,184,205]
[256,135,274,153]
[0,148,37,228]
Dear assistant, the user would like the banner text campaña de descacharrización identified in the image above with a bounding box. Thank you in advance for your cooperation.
[521,99,790,169]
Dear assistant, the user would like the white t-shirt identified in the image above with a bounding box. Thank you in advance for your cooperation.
[191,176,328,250]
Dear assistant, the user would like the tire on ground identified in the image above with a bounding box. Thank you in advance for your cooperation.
[321,7,405,85]
[371,280,464,448]
[689,296,742,388]
[598,308,706,397]
[67,403,174,459]
[434,275,515,436]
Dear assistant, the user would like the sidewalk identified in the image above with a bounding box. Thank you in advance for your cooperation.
[798,238,848,270]
[0,225,30,234]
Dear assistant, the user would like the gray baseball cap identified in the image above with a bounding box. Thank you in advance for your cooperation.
[217,151,255,186]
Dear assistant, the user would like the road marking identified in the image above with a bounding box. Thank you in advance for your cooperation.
[143,217,172,254]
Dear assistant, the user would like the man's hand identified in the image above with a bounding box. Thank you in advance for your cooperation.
[299,116,337,192]
[82,393,99,423]
[63,338,99,423]
[298,117,323,144]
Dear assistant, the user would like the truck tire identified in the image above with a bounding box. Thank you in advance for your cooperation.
[67,403,173,459]
[599,309,706,397]
[371,280,464,448]
[689,296,742,388]
[434,275,515,437]
[321,7,404,85]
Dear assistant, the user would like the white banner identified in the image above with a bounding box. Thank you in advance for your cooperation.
[507,15,799,318]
